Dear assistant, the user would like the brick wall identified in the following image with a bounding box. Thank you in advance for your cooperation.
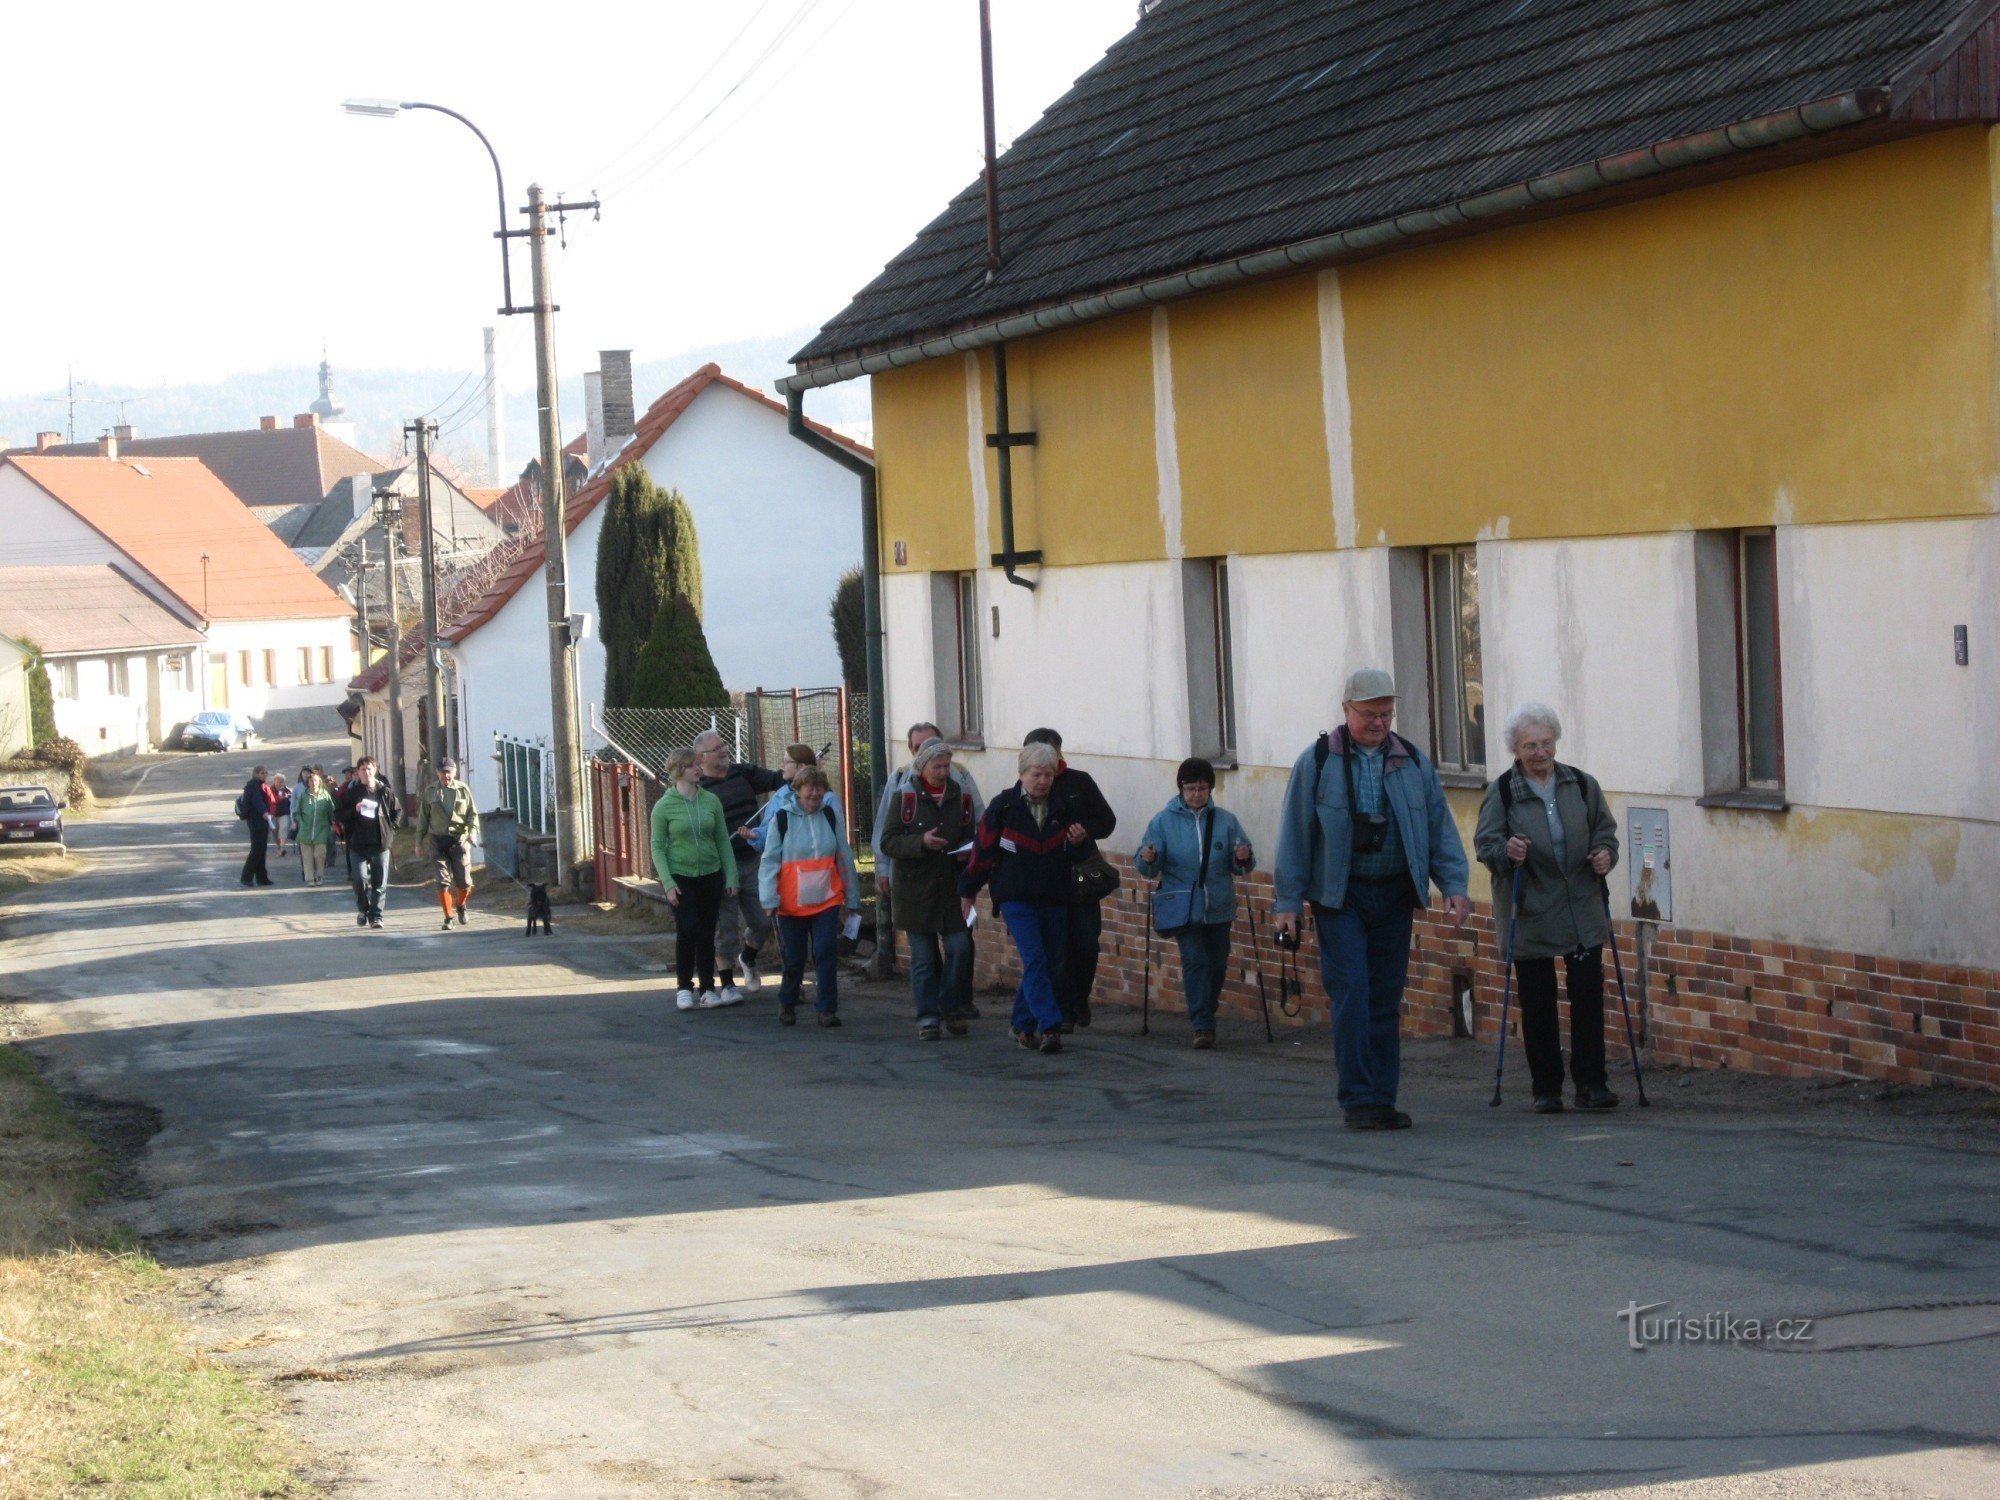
[968,853,2000,1092]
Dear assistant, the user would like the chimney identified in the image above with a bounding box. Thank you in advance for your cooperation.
[112,423,137,443]
[260,415,279,431]
[294,413,319,429]
[346,473,374,525]
[600,349,635,455]
[584,370,605,469]
[98,432,118,460]
[35,431,59,452]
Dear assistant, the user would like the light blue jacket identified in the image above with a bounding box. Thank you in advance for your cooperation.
[1134,796,1255,930]
[1272,729,1469,916]
[757,799,861,914]
[746,782,844,853]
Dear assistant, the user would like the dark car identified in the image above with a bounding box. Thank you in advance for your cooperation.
[182,710,255,752]
[0,785,65,850]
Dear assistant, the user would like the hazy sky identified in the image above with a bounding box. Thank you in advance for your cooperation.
[2,0,1141,407]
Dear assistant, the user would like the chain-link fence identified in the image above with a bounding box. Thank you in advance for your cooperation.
[597,706,746,774]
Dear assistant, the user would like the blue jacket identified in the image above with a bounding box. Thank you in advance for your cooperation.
[1272,729,1469,915]
[746,782,844,853]
[756,799,861,914]
[1134,797,1255,930]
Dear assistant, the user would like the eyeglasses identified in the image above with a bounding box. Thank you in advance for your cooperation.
[1349,708,1396,726]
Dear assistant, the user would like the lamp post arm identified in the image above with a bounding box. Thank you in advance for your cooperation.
[402,100,515,311]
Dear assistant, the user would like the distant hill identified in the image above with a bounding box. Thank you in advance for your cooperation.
[0,328,870,485]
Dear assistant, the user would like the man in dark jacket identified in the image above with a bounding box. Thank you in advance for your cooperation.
[334,756,401,929]
[695,730,785,1002]
[1022,728,1117,1031]
[239,765,275,888]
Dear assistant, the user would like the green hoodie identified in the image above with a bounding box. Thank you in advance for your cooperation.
[650,784,730,893]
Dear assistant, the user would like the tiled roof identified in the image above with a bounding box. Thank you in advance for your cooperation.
[16,426,386,511]
[4,456,352,623]
[796,0,1992,369]
[464,486,510,511]
[0,565,205,656]
[377,365,868,673]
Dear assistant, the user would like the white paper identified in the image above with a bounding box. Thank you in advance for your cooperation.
[965,907,979,929]
[841,912,861,942]
[950,840,975,856]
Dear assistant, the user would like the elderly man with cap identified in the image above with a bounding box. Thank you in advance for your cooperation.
[1272,669,1472,1130]
[415,756,482,930]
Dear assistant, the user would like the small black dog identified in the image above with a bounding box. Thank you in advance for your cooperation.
[525,883,553,936]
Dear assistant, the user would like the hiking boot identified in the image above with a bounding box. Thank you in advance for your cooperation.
[1191,1031,1215,1050]
[779,1006,796,1026]
[456,908,468,927]
[368,917,383,929]
[1576,1084,1620,1111]
[441,915,454,931]
[816,1012,842,1028]
[918,1021,943,1042]
[1012,1030,1039,1050]
[356,912,368,927]
[944,1016,969,1038]
[1345,1106,1411,1130]
[1533,1094,1565,1115]
[1037,1030,1064,1055]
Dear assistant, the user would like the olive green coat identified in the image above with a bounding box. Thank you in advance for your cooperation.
[1473,763,1620,961]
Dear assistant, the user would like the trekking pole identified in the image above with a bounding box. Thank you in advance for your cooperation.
[1602,880,1651,1106]
[1140,906,1153,1036]
[1248,903,1275,1042]
[1490,866,1523,1107]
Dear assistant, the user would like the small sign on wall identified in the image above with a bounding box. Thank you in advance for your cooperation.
[1627,807,1671,923]
[893,541,908,566]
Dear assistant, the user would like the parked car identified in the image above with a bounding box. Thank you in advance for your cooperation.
[182,710,255,752]
[0,785,64,850]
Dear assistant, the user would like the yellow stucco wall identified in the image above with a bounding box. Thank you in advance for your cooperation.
[1345,128,1998,543]
[866,127,1998,570]
[1169,275,1335,557]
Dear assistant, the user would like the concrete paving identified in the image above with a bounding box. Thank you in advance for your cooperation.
[2,742,1997,1499]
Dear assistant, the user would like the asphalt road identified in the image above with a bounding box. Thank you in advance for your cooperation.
[2,743,1997,1499]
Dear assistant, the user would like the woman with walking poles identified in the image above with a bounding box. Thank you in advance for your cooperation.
[959,741,1087,1055]
[1474,701,1622,1114]
[651,748,737,1013]
[759,766,861,1028]
[878,737,978,1041]
[1135,757,1256,1049]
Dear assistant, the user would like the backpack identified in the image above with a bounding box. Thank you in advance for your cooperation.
[774,805,836,842]
[1306,729,1420,864]
[233,792,247,820]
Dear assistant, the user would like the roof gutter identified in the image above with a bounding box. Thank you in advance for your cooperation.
[779,88,1891,394]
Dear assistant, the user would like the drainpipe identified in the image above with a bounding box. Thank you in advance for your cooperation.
[978,0,1039,590]
[784,391,888,856]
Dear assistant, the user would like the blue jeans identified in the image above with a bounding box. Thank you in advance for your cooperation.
[999,902,1068,1034]
[351,849,389,921]
[778,907,842,1015]
[1313,880,1418,1110]
[906,926,972,1022]
[1173,920,1233,1033]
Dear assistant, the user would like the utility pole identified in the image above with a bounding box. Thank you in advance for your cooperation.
[380,495,408,799]
[356,536,373,669]
[527,181,587,889]
[404,418,445,767]
[483,326,506,486]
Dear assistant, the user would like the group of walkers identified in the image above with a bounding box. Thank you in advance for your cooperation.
[850,668,1628,1127]
[236,756,481,932]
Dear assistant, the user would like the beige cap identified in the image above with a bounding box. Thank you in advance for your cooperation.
[1342,668,1398,702]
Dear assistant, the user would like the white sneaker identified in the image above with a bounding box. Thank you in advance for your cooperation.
[717,985,746,1007]
[739,965,762,994]
[698,989,732,1009]
[676,990,697,1011]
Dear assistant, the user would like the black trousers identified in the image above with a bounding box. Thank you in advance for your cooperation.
[1516,946,1607,1097]
[673,869,726,993]
[1057,901,1102,1024]
[240,820,271,885]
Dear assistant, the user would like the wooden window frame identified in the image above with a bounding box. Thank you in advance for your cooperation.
[1422,544,1485,774]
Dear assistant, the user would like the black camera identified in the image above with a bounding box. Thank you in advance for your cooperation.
[1351,811,1390,855]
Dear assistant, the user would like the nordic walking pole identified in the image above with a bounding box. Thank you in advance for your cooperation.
[1248,903,1275,1042]
[1141,910,1153,1036]
[1602,880,1651,1106]
[1490,865,1523,1107]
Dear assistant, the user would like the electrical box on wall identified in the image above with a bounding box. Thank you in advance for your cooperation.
[1626,807,1671,922]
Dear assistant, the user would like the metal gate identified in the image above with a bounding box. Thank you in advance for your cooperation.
[591,758,658,901]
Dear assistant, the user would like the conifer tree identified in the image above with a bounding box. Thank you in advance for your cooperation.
[595,469,714,706]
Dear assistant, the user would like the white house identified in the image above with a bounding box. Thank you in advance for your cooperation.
[367,363,869,812]
[0,451,357,738]
[0,566,205,755]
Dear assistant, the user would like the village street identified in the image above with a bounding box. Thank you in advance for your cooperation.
[0,744,1995,1499]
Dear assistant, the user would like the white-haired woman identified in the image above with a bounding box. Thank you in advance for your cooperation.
[1473,701,1622,1114]
[959,741,1085,1055]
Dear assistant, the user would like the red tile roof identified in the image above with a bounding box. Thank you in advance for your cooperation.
[463,486,510,511]
[436,364,871,651]
[5,455,352,623]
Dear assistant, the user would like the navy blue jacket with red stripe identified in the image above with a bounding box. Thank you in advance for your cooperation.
[959,785,1085,907]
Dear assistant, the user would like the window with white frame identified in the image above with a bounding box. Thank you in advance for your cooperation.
[928,572,983,741]
[51,660,77,699]
[108,657,130,696]
[1424,544,1485,773]
[1182,557,1238,760]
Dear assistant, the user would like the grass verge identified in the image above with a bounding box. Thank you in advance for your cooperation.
[0,1044,314,1498]
[0,850,87,894]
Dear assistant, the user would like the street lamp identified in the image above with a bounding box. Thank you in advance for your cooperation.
[338,95,593,888]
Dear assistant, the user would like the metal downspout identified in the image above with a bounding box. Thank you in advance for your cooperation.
[783,389,889,877]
